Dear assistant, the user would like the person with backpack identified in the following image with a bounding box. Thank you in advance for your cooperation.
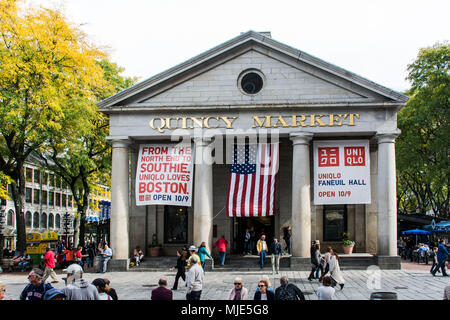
[20,268,54,300]
[275,276,305,300]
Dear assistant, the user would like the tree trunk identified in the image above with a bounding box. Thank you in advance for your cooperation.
[11,165,26,253]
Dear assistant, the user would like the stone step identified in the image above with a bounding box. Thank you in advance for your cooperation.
[129,254,379,271]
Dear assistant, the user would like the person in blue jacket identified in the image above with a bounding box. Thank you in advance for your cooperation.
[431,239,449,277]
[20,268,54,300]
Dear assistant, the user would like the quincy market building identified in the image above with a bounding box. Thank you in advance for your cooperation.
[98,31,408,270]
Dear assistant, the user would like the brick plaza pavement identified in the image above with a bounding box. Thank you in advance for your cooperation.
[1,265,448,300]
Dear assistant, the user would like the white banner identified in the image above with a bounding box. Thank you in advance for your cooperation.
[136,144,193,206]
[313,140,371,205]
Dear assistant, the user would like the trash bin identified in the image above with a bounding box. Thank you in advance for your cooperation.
[370,292,398,300]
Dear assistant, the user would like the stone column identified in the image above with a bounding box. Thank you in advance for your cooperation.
[193,137,214,253]
[290,132,314,258]
[376,133,399,257]
[110,139,131,270]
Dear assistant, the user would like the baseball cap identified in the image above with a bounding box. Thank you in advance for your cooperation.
[63,263,83,274]
[188,245,197,251]
[43,288,66,300]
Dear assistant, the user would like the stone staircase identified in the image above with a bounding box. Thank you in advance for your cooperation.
[129,253,379,272]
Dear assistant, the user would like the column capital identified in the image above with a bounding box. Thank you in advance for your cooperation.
[107,136,132,148]
[193,136,213,146]
[375,130,401,144]
[289,132,314,145]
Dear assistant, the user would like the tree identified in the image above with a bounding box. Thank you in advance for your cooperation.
[0,0,106,251]
[40,59,137,247]
[396,42,449,217]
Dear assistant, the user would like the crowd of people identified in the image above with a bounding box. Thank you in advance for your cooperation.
[3,240,114,277]
[398,237,450,276]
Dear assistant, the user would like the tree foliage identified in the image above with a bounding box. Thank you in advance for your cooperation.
[397,42,450,217]
[0,0,107,251]
[40,58,136,247]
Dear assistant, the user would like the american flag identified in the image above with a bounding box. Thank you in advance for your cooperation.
[227,143,279,217]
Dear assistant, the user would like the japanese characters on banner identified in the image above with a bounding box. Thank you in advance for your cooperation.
[136,144,193,206]
[313,140,371,205]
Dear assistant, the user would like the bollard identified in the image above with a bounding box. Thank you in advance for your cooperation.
[370,292,398,300]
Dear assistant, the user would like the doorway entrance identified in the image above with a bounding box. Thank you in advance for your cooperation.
[233,216,275,254]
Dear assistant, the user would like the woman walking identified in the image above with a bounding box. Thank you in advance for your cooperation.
[308,241,321,281]
[198,242,212,271]
[329,251,345,290]
[171,250,187,290]
[319,247,333,282]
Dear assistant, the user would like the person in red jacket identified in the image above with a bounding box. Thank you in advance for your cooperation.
[42,247,59,283]
[213,235,229,266]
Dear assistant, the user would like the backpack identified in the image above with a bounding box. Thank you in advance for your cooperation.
[276,284,297,301]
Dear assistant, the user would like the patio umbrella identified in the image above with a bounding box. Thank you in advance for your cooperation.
[402,229,432,235]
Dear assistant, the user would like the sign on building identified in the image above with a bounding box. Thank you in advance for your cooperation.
[313,140,371,204]
[136,144,194,206]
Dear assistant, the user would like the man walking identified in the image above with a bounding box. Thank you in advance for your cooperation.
[185,256,204,300]
[42,247,59,283]
[270,238,282,274]
[257,235,269,269]
[432,240,449,277]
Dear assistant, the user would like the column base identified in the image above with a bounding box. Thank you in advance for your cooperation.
[289,257,311,271]
[375,255,401,270]
[108,259,130,272]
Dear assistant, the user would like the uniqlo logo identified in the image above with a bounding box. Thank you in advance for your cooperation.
[318,147,340,167]
[344,146,365,166]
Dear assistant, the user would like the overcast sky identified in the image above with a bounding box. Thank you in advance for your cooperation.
[28,0,449,92]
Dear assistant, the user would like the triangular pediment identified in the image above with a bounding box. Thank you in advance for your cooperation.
[98,31,408,112]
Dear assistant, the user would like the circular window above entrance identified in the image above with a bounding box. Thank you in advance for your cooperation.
[238,69,265,95]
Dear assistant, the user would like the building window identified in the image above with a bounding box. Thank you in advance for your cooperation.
[42,172,48,185]
[49,213,54,229]
[42,190,48,206]
[55,193,61,207]
[33,212,39,228]
[55,214,61,229]
[62,194,67,207]
[49,191,54,206]
[34,170,40,184]
[25,211,32,228]
[323,205,347,242]
[25,188,32,203]
[33,189,40,205]
[26,168,33,183]
[49,174,55,188]
[164,206,188,244]
[68,195,73,207]
[40,212,47,229]
[238,69,265,95]
[7,210,14,227]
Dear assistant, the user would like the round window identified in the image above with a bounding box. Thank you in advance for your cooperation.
[239,70,264,95]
